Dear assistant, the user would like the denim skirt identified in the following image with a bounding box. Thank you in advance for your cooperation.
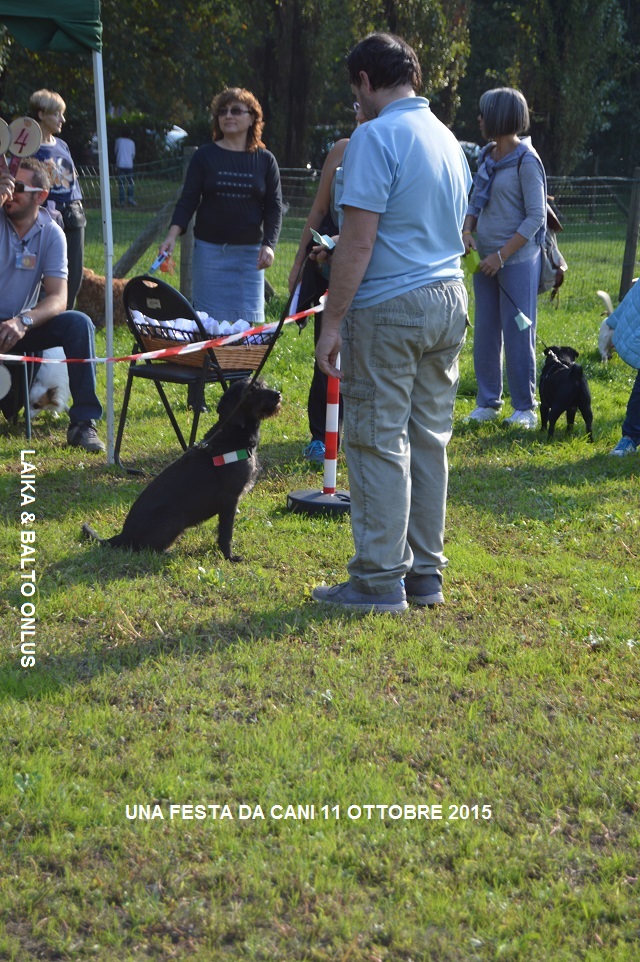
[193,240,264,324]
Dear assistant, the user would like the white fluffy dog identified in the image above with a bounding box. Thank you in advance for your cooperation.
[596,290,615,361]
[29,348,71,415]
[597,281,638,361]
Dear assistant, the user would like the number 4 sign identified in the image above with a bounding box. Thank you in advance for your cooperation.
[0,117,42,176]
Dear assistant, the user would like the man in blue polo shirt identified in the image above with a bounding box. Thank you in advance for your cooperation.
[0,159,103,452]
[313,32,471,613]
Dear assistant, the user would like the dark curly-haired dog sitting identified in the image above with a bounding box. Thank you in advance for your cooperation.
[83,379,281,559]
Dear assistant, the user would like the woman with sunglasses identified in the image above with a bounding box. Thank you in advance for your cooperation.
[160,88,282,328]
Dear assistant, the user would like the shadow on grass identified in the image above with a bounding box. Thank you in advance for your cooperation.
[449,426,638,522]
[0,598,392,701]
[453,412,627,448]
[1,437,333,528]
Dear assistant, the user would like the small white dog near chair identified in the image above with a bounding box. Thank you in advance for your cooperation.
[29,348,71,415]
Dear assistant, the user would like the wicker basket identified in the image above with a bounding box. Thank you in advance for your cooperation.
[136,324,275,371]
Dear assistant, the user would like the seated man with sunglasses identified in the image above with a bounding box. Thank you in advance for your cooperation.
[0,158,104,452]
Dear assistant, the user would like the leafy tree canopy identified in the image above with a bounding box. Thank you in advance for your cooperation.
[0,0,637,173]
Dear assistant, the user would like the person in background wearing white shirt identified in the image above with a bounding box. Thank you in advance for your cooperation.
[114,132,136,207]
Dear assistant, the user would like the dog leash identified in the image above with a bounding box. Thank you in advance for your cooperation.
[247,256,306,389]
[196,254,314,453]
[540,349,576,378]
[495,277,559,357]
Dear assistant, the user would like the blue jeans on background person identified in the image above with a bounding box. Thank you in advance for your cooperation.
[472,251,540,411]
[18,311,102,424]
[339,280,468,594]
[116,167,135,205]
[621,369,640,444]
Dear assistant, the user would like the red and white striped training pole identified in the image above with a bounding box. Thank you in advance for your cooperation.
[286,352,350,515]
[322,355,341,495]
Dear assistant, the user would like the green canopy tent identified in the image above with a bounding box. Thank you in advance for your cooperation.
[0,1,116,461]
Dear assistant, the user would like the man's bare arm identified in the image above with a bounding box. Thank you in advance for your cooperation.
[0,276,68,351]
[315,206,379,378]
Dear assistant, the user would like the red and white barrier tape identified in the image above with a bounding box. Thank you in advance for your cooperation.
[0,301,325,366]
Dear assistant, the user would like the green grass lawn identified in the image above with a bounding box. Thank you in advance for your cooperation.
[1,279,639,960]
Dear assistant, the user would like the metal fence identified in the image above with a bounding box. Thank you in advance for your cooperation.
[79,160,640,307]
[547,176,640,303]
[80,159,321,291]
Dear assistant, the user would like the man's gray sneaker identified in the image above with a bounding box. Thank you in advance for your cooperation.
[404,573,444,607]
[311,580,408,613]
[67,420,105,454]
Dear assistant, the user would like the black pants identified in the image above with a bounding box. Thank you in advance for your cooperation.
[65,224,85,310]
[298,256,343,444]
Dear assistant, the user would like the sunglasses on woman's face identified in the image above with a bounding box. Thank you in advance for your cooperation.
[13,182,43,194]
[217,106,251,118]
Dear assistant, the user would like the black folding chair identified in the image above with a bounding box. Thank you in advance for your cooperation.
[114,276,275,469]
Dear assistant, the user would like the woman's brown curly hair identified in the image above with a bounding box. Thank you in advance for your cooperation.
[211,88,265,151]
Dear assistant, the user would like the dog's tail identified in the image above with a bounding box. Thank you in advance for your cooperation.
[82,522,106,545]
[596,290,614,316]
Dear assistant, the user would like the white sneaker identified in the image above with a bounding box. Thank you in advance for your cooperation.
[465,406,500,423]
[503,409,538,429]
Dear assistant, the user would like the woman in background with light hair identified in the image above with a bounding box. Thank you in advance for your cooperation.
[463,87,546,429]
[160,87,282,326]
[30,88,86,309]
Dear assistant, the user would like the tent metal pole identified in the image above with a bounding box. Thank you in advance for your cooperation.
[92,49,115,463]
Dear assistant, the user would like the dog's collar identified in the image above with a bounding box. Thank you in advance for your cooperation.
[212,448,252,467]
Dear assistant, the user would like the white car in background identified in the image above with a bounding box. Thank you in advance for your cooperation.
[164,125,188,151]
[91,125,188,160]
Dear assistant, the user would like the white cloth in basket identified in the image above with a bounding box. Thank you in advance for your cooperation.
[131,309,251,339]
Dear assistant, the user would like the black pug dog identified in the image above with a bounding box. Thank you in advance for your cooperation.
[83,378,281,559]
[539,346,593,440]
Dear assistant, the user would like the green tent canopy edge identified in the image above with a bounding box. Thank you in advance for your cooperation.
[0,0,102,54]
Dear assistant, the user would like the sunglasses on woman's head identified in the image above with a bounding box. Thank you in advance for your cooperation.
[217,106,251,118]
[13,182,43,194]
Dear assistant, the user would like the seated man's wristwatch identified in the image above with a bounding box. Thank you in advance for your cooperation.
[18,314,34,329]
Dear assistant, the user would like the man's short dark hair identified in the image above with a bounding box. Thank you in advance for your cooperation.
[19,157,51,191]
[346,33,422,93]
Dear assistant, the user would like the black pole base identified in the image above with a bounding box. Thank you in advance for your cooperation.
[287,489,351,516]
